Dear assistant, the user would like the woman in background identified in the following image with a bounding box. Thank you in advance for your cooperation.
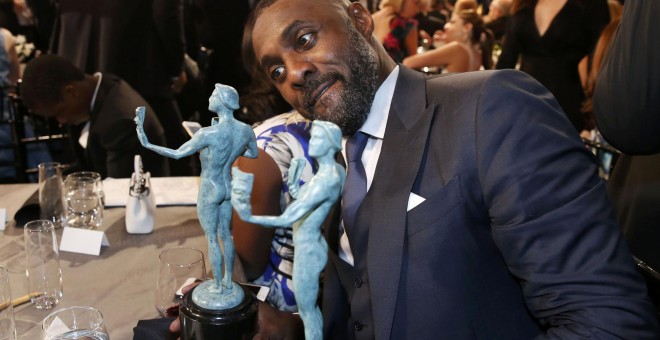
[403,0,493,72]
[0,27,19,85]
[496,0,609,133]
[372,0,421,63]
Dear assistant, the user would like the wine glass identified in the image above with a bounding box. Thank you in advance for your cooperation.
[155,247,206,317]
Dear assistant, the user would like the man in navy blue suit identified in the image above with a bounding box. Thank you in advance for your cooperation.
[170,0,660,338]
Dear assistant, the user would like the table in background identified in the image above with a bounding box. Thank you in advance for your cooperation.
[0,183,213,339]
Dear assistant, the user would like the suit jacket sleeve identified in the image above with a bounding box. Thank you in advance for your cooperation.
[477,71,659,338]
[593,0,660,154]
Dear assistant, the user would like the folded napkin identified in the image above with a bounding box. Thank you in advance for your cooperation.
[133,317,179,340]
[103,177,200,207]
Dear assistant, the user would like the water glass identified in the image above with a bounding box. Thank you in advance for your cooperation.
[0,267,16,340]
[42,306,108,340]
[155,247,206,317]
[64,172,104,229]
[24,220,63,310]
[38,162,66,229]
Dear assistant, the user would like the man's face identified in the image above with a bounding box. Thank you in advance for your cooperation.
[252,0,379,136]
[30,85,89,125]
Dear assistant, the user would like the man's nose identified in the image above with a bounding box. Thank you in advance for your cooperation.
[286,56,317,91]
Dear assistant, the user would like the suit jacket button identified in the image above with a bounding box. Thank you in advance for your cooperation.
[354,278,363,288]
[353,321,364,332]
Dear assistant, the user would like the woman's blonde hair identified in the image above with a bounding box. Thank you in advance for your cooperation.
[379,0,405,12]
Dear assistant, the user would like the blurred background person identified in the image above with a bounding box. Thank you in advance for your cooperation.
[496,0,609,133]
[372,0,421,63]
[20,55,169,178]
[51,0,193,176]
[0,26,18,84]
[483,0,512,43]
[0,24,52,182]
[581,18,620,135]
[578,0,622,89]
[403,0,494,72]
[592,0,660,311]
[414,0,447,44]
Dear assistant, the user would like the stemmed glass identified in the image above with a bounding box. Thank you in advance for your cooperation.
[155,247,206,317]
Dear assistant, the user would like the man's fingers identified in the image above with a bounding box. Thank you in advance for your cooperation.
[169,317,180,332]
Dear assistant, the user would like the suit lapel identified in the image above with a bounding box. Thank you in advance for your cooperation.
[359,67,437,339]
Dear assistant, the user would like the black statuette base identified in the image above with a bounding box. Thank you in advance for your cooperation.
[179,284,258,340]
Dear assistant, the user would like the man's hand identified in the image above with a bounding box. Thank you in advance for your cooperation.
[254,301,304,340]
[168,281,201,337]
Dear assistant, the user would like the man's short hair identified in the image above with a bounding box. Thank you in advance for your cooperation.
[21,54,85,109]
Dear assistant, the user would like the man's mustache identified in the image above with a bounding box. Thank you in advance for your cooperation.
[302,72,345,112]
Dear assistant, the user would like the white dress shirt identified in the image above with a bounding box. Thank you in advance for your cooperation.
[339,66,400,266]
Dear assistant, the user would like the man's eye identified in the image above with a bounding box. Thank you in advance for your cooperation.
[270,66,285,81]
[297,32,315,49]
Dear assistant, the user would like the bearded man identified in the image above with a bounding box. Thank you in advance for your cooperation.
[172,0,660,338]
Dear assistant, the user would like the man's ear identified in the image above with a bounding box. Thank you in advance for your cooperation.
[348,2,374,38]
[62,83,78,99]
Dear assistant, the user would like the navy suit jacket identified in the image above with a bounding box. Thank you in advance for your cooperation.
[322,67,659,339]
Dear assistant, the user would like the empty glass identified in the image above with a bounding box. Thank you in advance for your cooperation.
[0,266,16,340]
[155,247,206,317]
[38,162,66,229]
[42,306,108,340]
[64,172,104,229]
[24,220,63,310]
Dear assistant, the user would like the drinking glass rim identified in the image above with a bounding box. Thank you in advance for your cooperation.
[66,171,102,181]
[159,247,205,267]
[38,162,63,170]
[24,219,55,232]
[42,305,105,332]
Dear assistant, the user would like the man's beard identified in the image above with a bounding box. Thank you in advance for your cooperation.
[301,25,379,136]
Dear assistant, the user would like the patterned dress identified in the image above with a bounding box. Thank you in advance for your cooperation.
[251,111,314,312]
[382,16,418,63]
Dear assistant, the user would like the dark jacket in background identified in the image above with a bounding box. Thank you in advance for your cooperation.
[69,74,169,178]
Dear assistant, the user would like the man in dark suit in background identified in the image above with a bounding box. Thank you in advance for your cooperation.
[51,0,192,176]
[593,0,660,310]
[244,0,660,338]
[20,54,169,179]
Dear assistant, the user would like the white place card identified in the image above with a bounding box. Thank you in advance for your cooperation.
[59,227,110,256]
[0,208,6,231]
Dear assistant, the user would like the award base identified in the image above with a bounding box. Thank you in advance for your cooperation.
[179,284,258,340]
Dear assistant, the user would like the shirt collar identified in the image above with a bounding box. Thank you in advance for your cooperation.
[359,66,399,139]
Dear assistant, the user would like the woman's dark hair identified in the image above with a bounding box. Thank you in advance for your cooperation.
[236,1,292,125]
[455,0,495,69]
